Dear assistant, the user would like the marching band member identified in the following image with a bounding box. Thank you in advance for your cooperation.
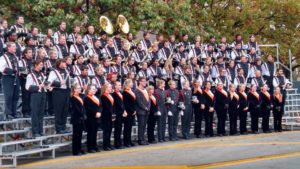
[73,55,86,76]
[250,57,263,78]
[102,37,118,59]
[83,25,96,47]
[188,41,202,60]
[192,80,205,138]
[251,70,265,91]
[238,84,248,135]
[215,82,229,136]
[179,80,193,139]
[273,86,284,132]
[137,62,149,79]
[53,21,67,45]
[67,25,81,45]
[158,40,171,61]
[180,66,193,90]
[248,84,261,134]
[126,32,136,50]
[147,58,159,86]
[135,77,151,145]
[113,31,122,51]
[203,44,217,62]
[69,35,86,57]
[123,79,137,147]
[101,82,116,151]
[73,66,90,95]
[99,31,107,48]
[247,35,260,52]
[234,68,247,87]
[123,57,137,77]
[273,68,292,91]
[165,80,180,141]
[203,81,215,137]
[179,33,191,52]
[147,85,158,144]
[215,68,230,91]
[0,42,21,120]
[54,34,69,59]
[87,54,99,78]
[132,43,147,65]
[235,56,251,80]
[84,85,101,153]
[230,43,244,62]
[119,40,130,59]
[47,58,71,133]
[92,66,106,94]
[70,84,86,156]
[262,54,276,94]
[140,31,152,51]
[89,39,102,58]
[226,60,236,83]
[228,84,239,135]
[154,80,167,142]
[211,56,225,80]
[19,48,33,118]
[260,84,273,133]
[112,81,125,149]
[25,59,47,137]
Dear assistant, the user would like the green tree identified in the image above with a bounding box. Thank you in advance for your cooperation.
[0,0,299,72]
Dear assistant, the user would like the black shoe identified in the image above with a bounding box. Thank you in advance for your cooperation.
[80,150,87,155]
[24,114,31,118]
[115,146,125,149]
[39,133,44,136]
[73,153,81,156]
[88,150,96,153]
[138,141,147,145]
[124,144,131,148]
[33,134,41,138]
[149,140,157,144]
[103,147,111,151]
[6,115,14,120]
[130,143,136,147]
[109,147,115,150]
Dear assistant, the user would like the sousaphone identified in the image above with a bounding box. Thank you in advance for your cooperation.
[117,14,129,34]
[99,16,114,35]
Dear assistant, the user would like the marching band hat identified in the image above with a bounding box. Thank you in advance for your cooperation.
[209,35,216,39]
[113,31,121,36]
[99,30,107,36]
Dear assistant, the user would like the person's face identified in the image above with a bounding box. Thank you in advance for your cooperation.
[76,36,83,44]
[267,55,274,62]
[221,37,226,43]
[206,83,211,90]
[180,58,186,65]
[142,64,147,70]
[59,36,66,45]
[145,33,150,39]
[169,82,176,89]
[208,46,213,51]
[160,82,165,88]
[50,52,57,59]
[239,70,244,76]
[252,85,257,91]
[229,61,234,67]
[240,85,245,91]
[241,57,247,63]
[108,38,113,46]
[183,35,188,41]
[185,68,191,74]
[230,85,236,92]
[11,33,17,41]
[184,82,189,89]
[60,22,66,31]
[17,17,24,25]
[25,50,33,59]
[78,57,84,64]
[140,79,147,87]
[153,45,158,51]
[217,83,223,90]
[127,33,133,40]
[82,69,88,76]
[129,58,135,64]
[128,81,133,88]
[149,88,154,95]
[192,58,197,64]
[220,69,226,76]
[88,26,94,34]
[32,28,38,36]
[279,70,283,75]
[194,81,200,88]
[275,87,280,94]
[92,56,99,63]
[115,83,122,91]
[66,58,72,64]
[1,20,8,28]
[263,85,268,91]
[59,62,67,69]
[236,44,241,49]
[237,35,242,41]
[74,26,80,33]
[96,69,103,75]
[111,75,117,82]
[221,45,226,51]
[35,62,44,71]
[8,44,17,53]
[204,66,209,73]
[95,40,101,47]
[90,86,97,95]
[195,42,200,48]
[138,44,143,50]
[179,46,184,52]
[45,39,51,46]
[210,38,216,43]
[28,38,34,46]
[47,29,53,36]
[250,48,256,54]
[250,36,255,42]
[74,86,82,94]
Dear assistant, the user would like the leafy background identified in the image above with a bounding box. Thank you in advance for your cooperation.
[0,0,299,73]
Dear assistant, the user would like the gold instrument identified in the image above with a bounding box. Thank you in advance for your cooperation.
[99,16,114,35]
[117,15,129,34]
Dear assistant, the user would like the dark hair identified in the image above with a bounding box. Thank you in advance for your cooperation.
[55,58,66,68]
[33,59,44,67]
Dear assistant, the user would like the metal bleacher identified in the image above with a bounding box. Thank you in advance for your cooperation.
[282,88,300,130]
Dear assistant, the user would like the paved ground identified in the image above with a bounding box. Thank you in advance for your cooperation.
[17,131,300,169]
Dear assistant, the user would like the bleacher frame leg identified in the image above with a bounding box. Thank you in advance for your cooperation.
[13,156,17,168]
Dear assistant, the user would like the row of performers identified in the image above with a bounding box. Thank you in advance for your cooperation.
[12,43,288,92]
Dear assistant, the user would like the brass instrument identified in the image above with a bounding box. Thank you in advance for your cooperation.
[117,15,129,34]
[99,16,114,35]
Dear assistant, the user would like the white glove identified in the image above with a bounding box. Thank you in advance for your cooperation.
[182,105,186,110]
[168,111,173,116]
[156,111,162,116]
[180,110,184,116]
[171,100,174,105]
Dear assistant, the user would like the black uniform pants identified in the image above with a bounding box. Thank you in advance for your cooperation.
[181,106,193,138]
[87,117,98,151]
[157,109,167,141]
[204,110,214,136]
[20,77,31,116]
[262,108,270,132]
[194,107,203,136]
[239,109,248,134]
[123,114,134,146]
[114,114,123,147]
[216,109,227,135]
[273,109,283,131]
[137,114,148,142]
[250,108,259,132]
[102,120,112,149]
[2,75,20,118]
[30,92,46,135]
[147,113,157,142]
[168,111,179,140]
[52,88,70,132]
[72,123,84,154]
[228,109,238,135]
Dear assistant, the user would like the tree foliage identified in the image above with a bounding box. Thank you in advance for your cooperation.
[0,0,299,70]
